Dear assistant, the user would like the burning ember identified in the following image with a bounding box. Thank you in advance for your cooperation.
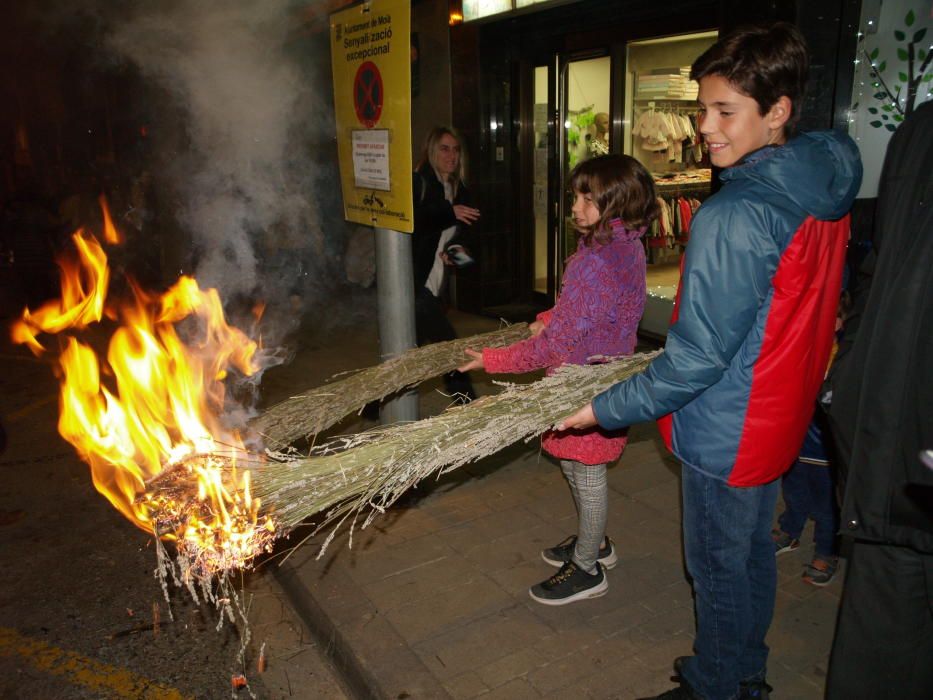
[10,201,277,577]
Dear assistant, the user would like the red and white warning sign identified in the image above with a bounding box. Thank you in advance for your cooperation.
[353,61,384,128]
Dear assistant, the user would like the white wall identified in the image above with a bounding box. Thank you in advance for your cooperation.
[848,0,932,198]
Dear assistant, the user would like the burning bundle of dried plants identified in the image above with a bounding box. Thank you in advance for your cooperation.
[250,322,530,449]
[137,351,659,577]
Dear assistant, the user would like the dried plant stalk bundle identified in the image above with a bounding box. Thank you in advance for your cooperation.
[250,351,660,548]
[250,323,530,449]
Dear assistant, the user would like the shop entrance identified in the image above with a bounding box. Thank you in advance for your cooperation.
[529,50,613,302]
[520,30,717,335]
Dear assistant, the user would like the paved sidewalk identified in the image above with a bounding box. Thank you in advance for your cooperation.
[264,312,843,699]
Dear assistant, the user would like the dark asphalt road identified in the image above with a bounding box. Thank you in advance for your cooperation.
[0,310,349,699]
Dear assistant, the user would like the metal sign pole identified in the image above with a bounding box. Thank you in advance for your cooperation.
[375,226,419,424]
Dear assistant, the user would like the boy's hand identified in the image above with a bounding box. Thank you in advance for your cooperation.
[556,403,598,431]
[458,348,484,373]
[529,320,545,337]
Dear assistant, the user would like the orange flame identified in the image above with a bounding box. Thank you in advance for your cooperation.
[11,200,276,573]
[99,194,123,245]
[11,230,109,354]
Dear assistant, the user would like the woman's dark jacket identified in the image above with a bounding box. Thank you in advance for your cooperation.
[828,100,933,553]
[412,163,472,292]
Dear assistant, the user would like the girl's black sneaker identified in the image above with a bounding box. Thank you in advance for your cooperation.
[528,561,608,605]
[541,535,618,569]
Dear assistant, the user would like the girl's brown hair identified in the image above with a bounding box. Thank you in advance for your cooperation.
[569,154,659,244]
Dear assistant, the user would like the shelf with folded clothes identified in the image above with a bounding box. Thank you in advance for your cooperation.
[653,178,711,192]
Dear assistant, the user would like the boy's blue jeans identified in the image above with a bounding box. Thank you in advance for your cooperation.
[778,459,838,558]
[680,466,780,700]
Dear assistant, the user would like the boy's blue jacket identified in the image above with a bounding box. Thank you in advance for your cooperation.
[592,131,862,486]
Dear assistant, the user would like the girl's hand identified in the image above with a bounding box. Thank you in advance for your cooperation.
[556,403,598,431]
[458,348,485,373]
[453,204,480,224]
[529,320,545,337]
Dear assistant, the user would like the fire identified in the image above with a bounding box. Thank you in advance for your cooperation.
[10,201,277,575]
[11,229,109,354]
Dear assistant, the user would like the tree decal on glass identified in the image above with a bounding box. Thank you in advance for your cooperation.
[859,9,932,132]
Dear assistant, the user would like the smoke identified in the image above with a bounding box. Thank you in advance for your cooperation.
[101,0,339,344]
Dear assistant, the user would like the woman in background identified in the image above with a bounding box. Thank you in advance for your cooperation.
[411,126,481,402]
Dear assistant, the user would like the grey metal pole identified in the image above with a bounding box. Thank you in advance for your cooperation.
[374,226,419,424]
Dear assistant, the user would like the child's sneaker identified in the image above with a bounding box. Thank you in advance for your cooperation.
[771,529,800,555]
[802,556,838,586]
[528,561,608,605]
[541,535,618,569]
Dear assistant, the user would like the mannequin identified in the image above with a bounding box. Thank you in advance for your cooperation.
[588,112,610,157]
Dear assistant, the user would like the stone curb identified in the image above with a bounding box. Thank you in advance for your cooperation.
[269,559,451,699]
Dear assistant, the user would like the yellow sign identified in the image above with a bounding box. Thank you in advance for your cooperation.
[330,0,413,232]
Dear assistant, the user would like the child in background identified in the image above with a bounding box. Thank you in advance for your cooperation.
[772,410,839,584]
[459,154,658,605]
[773,293,851,586]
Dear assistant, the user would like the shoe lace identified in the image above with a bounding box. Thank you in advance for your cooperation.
[547,562,578,585]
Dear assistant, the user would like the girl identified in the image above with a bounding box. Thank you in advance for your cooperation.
[459,154,658,605]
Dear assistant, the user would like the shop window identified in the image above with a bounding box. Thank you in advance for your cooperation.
[464,1,565,23]
[624,31,717,322]
[462,1,513,22]
[533,66,549,295]
[560,55,611,272]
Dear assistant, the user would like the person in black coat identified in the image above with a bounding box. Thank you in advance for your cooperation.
[825,100,933,699]
[412,126,481,402]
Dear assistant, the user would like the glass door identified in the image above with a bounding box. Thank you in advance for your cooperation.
[532,64,551,298]
[557,52,612,284]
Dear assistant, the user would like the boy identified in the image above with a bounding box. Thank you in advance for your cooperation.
[557,23,861,700]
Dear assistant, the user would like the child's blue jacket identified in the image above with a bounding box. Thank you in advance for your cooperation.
[592,131,862,486]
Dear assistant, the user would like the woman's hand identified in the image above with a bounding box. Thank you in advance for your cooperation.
[457,348,484,373]
[529,320,545,337]
[453,204,481,224]
[555,403,598,431]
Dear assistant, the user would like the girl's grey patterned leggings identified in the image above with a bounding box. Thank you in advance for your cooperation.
[560,459,608,574]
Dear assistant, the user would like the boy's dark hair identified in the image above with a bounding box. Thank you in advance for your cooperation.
[569,154,659,244]
[691,22,809,132]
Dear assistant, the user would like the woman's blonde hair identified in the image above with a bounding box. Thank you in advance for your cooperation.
[417,126,467,189]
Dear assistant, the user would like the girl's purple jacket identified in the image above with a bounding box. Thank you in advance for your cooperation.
[483,220,647,465]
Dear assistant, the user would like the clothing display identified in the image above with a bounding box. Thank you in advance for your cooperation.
[632,107,701,164]
[587,135,609,157]
[652,168,711,185]
[635,67,698,100]
[646,193,702,250]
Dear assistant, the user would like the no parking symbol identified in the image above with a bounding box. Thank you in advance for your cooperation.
[353,61,384,128]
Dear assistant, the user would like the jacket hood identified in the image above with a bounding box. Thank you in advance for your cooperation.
[721,131,863,220]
